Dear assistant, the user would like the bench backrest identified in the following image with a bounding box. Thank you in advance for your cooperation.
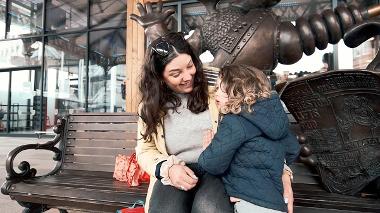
[61,113,138,174]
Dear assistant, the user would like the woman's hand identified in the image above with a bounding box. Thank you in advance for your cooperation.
[168,164,198,191]
[130,0,175,29]
[282,172,294,213]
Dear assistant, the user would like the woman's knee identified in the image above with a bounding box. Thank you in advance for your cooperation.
[191,174,233,213]
[149,181,192,213]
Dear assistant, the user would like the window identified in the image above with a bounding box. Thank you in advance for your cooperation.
[44,33,87,121]
[88,28,126,112]
[91,0,127,29]
[45,0,87,32]
[6,0,43,38]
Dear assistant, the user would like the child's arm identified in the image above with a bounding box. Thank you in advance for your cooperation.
[198,115,260,175]
[284,132,301,165]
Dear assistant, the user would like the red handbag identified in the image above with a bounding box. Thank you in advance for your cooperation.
[113,153,150,187]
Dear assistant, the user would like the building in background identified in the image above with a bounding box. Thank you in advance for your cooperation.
[0,0,127,135]
[0,0,378,136]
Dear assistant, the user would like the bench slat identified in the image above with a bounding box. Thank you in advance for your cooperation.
[68,123,137,131]
[291,163,318,175]
[60,170,114,178]
[66,139,136,148]
[9,182,147,205]
[63,162,124,172]
[65,147,134,156]
[293,174,319,184]
[23,175,148,193]
[67,131,136,140]
[64,155,116,165]
[69,115,138,123]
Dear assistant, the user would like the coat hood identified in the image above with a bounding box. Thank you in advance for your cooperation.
[239,93,289,140]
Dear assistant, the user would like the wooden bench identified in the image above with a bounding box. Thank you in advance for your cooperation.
[1,112,379,212]
[1,112,148,212]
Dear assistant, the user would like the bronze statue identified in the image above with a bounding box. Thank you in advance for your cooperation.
[130,0,380,73]
[131,0,380,196]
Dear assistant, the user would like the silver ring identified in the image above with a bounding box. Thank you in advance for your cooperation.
[180,185,185,191]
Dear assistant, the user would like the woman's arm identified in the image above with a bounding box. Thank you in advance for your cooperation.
[135,117,168,176]
[282,171,294,213]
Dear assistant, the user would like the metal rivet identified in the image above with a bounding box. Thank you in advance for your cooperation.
[247,33,251,36]
[69,133,72,136]
[259,17,263,19]
[243,39,246,42]
[70,125,73,128]
[11,187,15,190]
[28,193,32,196]
[238,25,242,29]
[242,22,247,26]
[67,149,70,151]
[233,29,238,32]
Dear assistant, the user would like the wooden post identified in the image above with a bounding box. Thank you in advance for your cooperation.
[126,0,146,113]
[126,0,171,112]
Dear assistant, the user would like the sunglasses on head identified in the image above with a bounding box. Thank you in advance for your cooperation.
[151,32,186,57]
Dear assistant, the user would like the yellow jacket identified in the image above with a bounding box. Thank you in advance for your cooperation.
[136,92,219,209]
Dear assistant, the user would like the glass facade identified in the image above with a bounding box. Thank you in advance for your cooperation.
[0,0,126,135]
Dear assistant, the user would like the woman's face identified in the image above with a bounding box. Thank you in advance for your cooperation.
[162,53,196,94]
[215,78,229,112]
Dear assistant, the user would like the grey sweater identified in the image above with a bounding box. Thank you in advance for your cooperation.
[164,94,212,163]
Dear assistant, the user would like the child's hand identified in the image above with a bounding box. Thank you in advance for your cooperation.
[202,129,214,150]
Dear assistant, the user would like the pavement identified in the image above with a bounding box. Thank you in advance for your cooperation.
[0,137,63,213]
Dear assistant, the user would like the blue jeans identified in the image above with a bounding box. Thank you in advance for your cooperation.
[149,164,233,213]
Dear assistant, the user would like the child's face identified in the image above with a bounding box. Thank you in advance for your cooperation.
[215,78,229,112]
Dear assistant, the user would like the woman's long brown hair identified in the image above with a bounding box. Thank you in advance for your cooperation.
[139,33,208,141]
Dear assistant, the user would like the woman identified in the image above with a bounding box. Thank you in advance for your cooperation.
[136,32,294,213]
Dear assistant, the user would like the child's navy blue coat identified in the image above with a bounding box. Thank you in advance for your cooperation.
[198,93,300,212]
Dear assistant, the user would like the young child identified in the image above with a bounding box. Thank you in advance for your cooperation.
[198,65,300,213]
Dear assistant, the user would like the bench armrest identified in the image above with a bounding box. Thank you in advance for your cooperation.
[1,118,66,195]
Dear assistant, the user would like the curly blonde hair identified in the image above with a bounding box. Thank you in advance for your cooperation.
[219,65,271,114]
